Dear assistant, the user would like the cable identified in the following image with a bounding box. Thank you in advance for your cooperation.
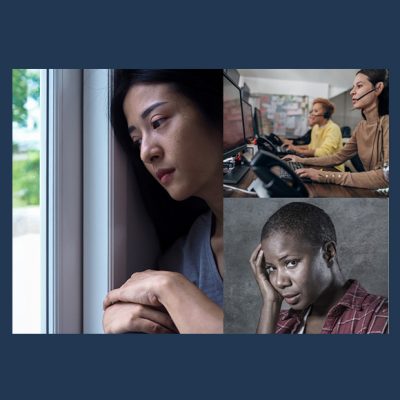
[223,184,258,196]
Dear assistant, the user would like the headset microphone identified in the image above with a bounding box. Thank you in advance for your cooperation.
[354,88,376,101]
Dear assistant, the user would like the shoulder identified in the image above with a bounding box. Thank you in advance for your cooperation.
[326,120,341,135]
[352,283,388,333]
[380,114,389,129]
[328,120,341,130]
[360,292,388,314]
[187,211,212,239]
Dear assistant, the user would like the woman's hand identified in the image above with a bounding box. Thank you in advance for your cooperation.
[282,154,301,163]
[103,302,178,334]
[103,270,171,310]
[283,139,293,146]
[103,270,223,334]
[249,244,282,304]
[250,244,283,333]
[295,168,324,182]
[283,143,296,152]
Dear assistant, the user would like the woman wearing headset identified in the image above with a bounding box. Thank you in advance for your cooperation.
[284,69,389,189]
[284,98,344,171]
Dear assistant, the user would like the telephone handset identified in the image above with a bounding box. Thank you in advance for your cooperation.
[267,133,284,147]
[257,135,295,156]
[256,136,277,153]
[250,150,309,197]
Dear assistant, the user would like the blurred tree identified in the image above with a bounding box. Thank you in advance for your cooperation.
[12,69,40,127]
[13,69,28,126]
[13,150,40,207]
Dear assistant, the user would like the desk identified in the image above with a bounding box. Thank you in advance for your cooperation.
[224,169,388,198]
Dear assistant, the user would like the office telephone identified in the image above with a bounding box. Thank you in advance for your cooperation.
[257,134,295,156]
[250,150,309,197]
[267,133,284,147]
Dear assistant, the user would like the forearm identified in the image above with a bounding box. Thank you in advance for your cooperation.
[297,147,315,157]
[292,145,309,152]
[158,273,223,334]
[302,142,358,167]
[320,169,388,189]
[256,301,282,334]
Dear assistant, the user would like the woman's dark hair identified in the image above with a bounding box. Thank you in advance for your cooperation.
[261,202,337,247]
[356,69,389,118]
[110,69,222,251]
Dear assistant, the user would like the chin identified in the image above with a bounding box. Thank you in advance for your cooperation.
[165,187,192,202]
[289,298,310,312]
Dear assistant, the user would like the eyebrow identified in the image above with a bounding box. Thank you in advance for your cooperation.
[127,101,168,134]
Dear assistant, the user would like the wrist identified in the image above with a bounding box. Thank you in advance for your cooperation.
[262,297,282,307]
[157,271,185,305]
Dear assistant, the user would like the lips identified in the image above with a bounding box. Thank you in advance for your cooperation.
[283,293,300,305]
[156,168,176,184]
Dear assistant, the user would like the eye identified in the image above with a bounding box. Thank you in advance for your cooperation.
[265,265,276,274]
[285,259,298,269]
[131,136,142,147]
[151,117,166,129]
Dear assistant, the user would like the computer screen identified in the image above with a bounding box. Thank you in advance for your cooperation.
[242,100,253,140]
[254,107,264,137]
[223,74,246,158]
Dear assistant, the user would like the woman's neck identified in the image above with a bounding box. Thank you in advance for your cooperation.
[310,274,347,318]
[362,101,380,123]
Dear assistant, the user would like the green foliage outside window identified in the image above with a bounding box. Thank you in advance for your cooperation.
[13,151,40,207]
[13,69,40,127]
[13,69,40,207]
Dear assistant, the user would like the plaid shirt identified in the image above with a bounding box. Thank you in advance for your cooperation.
[276,280,388,334]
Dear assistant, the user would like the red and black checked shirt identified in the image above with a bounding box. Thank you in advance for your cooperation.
[275,280,388,334]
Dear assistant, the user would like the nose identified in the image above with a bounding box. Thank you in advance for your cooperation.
[350,87,355,96]
[140,133,163,164]
[274,268,291,290]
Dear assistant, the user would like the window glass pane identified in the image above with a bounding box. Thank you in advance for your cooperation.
[12,69,44,333]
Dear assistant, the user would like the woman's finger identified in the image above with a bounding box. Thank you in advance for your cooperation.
[249,244,262,271]
[103,303,178,334]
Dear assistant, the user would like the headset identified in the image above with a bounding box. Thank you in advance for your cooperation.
[353,87,376,101]
[310,107,333,120]
[310,110,331,119]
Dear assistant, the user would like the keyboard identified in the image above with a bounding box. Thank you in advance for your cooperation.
[224,165,249,184]
[279,161,304,180]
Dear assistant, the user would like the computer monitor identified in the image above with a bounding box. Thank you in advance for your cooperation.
[242,99,254,141]
[253,107,264,137]
[223,74,247,159]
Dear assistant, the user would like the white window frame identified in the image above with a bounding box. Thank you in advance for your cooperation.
[47,69,83,333]
[82,69,111,333]
[44,69,159,334]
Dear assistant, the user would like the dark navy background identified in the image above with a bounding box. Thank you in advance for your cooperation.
[1,0,397,398]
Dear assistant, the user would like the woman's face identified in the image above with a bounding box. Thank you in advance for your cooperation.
[123,83,221,202]
[350,73,379,110]
[261,232,332,310]
[308,103,326,125]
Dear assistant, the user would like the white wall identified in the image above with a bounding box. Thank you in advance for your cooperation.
[240,76,330,101]
[239,75,351,105]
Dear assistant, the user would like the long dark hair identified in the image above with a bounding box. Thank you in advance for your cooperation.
[110,69,222,251]
[356,69,389,119]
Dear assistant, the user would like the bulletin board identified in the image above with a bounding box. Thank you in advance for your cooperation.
[251,93,309,137]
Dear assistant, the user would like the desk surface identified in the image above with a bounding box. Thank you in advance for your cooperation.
[224,169,388,198]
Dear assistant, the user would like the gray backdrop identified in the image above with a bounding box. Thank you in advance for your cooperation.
[224,198,389,333]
